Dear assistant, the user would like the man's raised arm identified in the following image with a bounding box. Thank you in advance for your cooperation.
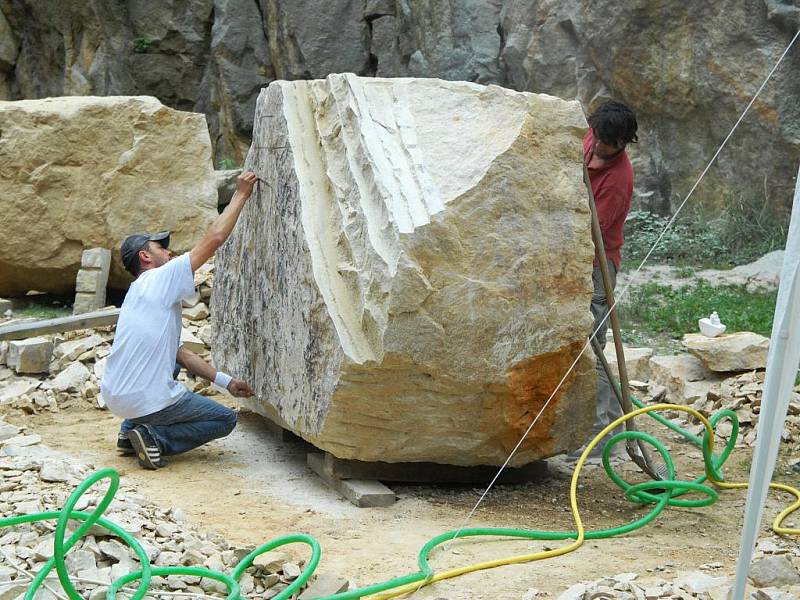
[190,171,257,272]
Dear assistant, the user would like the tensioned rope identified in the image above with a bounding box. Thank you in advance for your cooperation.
[425,27,800,574]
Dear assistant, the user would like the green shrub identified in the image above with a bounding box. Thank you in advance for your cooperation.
[217,158,238,170]
[133,37,153,53]
[623,194,788,267]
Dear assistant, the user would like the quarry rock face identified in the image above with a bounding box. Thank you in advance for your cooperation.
[212,74,597,466]
[0,96,217,295]
[3,1,796,217]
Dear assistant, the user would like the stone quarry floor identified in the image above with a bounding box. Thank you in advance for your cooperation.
[3,399,798,599]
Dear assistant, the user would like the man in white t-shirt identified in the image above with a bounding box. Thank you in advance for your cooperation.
[101,171,258,469]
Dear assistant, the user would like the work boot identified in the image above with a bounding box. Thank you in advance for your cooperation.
[128,426,167,469]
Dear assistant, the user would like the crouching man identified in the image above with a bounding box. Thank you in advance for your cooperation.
[101,171,258,469]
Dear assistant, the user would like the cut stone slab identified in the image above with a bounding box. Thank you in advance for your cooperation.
[44,361,91,393]
[307,453,395,507]
[0,377,40,403]
[213,74,597,467]
[749,555,800,588]
[603,346,654,382]
[54,334,104,362]
[182,303,209,321]
[7,336,53,374]
[682,332,770,372]
[0,96,217,294]
[180,329,206,354]
[298,573,349,599]
[649,354,725,404]
[81,247,112,270]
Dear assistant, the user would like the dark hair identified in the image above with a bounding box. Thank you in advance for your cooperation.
[588,101,638,147]
[128,251,144,277]
[128,241,158,277]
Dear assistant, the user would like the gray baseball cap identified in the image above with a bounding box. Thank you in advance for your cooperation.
[120,231,170,274]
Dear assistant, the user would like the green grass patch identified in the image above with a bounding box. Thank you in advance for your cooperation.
[620,280,776,339]
[15,304,72,320]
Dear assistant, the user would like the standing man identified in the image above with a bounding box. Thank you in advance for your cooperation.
[583,101,638,456]
[101,171,258,469]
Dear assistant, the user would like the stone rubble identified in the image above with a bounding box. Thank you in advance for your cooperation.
[0,420,322,599]
[606,341,800,450]
[0,264,218,415]
[552,561,800,600]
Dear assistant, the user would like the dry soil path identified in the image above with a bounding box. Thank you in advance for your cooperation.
[3,400,794,599]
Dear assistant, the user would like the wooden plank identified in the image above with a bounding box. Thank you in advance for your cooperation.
[0,309,120,341]
[323,453,548,484]
[307,453,396,507]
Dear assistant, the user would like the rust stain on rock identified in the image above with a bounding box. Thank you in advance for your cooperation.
[502,341,585,455]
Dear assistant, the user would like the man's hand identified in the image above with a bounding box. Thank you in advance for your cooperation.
[227,379,255,398]
[235,171,257,200]
[190,170,259,272]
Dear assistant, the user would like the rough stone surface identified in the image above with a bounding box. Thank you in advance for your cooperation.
[0,96,217,295]
[2,2,797,216]
[749,556,800,588]
[213,75,596,467]
[683,332,771,372]
[648,354,726,404]
[74,248,112,314]
[45,362,91,393]
[7,338,53,374]
[603,346,654,382]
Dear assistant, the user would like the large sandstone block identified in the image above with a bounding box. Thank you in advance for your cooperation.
[0,96,217,295]
[213,74,597,467]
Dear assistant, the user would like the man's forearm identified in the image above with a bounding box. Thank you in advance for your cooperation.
[204,192,249,248]
[176,346,217,382]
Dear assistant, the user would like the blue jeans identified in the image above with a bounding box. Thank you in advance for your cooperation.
[120,390,237,456]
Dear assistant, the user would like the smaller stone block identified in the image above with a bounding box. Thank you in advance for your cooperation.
[0,298,12,313]
[180,329,206,353]
[298,573,349,599]
[75,269,103,293]
[307,453,395,507]
[72,293,98,315]
[7,337,53,374]
[683,331,770,372]
[182,303,209,321]
[81,248,111,270]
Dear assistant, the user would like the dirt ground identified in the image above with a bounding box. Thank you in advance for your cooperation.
[3,399,797,600]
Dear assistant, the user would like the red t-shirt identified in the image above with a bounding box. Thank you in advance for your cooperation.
[583,130,634,270]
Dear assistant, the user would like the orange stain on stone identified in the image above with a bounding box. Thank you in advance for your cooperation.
[502,341,585,455]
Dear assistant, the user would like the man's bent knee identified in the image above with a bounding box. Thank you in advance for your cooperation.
[220,408,237,436]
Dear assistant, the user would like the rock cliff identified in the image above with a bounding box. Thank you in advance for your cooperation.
[1,1,797,215]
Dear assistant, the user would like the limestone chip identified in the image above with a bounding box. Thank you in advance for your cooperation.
[0,96,217,295]
[213,75,597,467]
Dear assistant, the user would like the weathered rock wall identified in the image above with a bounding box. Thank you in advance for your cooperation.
[1,0,797,215]
[0,96,217,295]
[212,74,596,466]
